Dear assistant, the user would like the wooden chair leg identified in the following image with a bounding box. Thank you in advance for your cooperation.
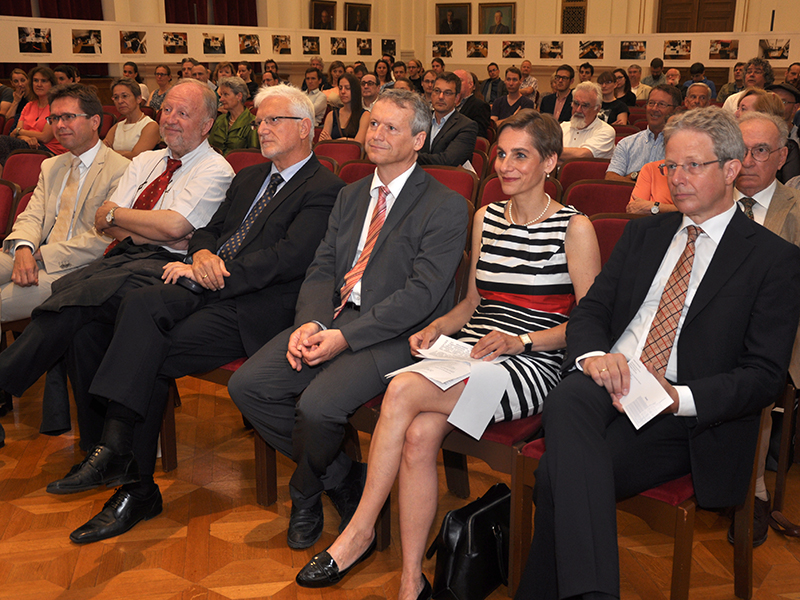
[669,501,695,600]
[343,423,363,462]
[773,383,796,512]
[254,430,278,507]
[159,379,180,472]
[509,453,534,597]
[442,448,470,499]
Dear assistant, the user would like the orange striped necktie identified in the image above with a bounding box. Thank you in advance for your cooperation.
[334,185,389,318]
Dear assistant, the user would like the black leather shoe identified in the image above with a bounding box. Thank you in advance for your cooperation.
[47,445,140,495]
[288,501,324,549]
[326,461,366,533]
[69,487,162,544]
[296,534,377,587]
[728,493,770,547]
[416,574,432,600]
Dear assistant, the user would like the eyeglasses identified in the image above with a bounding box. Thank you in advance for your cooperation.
[658,159,723,176]
[554,74,571,81]
[361,81,377,86]
[155,72,169,77]
[45,113,90,125]
[112,94,134,101]
[250,116,303,130]
[778,98,798,105]
[646,101,674,109]
[571,101,593,110]
[744,145,782,162]
[432,88,456,97]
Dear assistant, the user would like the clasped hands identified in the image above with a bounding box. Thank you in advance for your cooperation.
[286,322,349,371]
[409,325,525,359]
[162,249,229,291]
[582,353,679,414]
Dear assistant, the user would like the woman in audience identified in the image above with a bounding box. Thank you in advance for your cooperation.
[323,60,347,105]
[613,68,637,106]
[2,68,29,124]
[393,77,415,92]
[122,62,149,104]
[296,110,601,600]
[319,73,369,144]
[147,64,172,111]
[208,77,258,155]
[597,71,630,124]
[0,67,65,167]
[374,59,394,89]
[104,78,160,159]
[213,61,235,84]
[735,87,768,118]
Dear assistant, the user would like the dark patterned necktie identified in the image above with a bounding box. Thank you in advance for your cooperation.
[105,157,182,254]
[640,225,703,376]
[218,172,283,261]
[740,197,756,220]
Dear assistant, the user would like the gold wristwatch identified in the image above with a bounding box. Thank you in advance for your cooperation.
[519,333,532,352]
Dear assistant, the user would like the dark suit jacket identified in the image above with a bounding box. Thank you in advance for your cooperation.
[417,111,479,167]
[294,164,469,376]
[565,209,800,506]
[489,24,510,34]
[188,154,344,356]
[440,19,462,34]
[540,91,573,122]
[459,94,491,138]
[480,78,507,104]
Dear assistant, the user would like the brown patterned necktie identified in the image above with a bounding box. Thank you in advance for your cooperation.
[334,186,389,318]
[49,156,81,244]
[739,197,756,220]
[640,225,703,376]
[218,172,283,261]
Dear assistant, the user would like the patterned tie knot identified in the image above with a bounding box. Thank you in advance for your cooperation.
[268,172,284,189]
[71,156,82,170]
[165,157,182,176]
[739,197,756,220]
[686,224,702,245]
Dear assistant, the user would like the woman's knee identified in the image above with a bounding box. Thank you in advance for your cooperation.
[403,417,445,463]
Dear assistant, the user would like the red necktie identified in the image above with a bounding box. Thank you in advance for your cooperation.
[640,225,703,376]
[105,157,183,254]
[334,186,389,318]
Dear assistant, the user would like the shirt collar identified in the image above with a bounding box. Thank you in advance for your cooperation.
[370,162,417,200]
[735,178,778,211]
[433,108,456,126]
[681,201,737,245]
[271,152,313,183]
[167,139,212,165]
[74,139,103,169]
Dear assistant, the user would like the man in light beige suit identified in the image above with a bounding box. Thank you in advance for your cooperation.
[0,84,130,322]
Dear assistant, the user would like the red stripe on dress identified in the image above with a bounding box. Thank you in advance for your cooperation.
[479,290,576,315]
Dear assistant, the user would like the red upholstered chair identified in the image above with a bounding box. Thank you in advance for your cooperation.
[632,117,649,130]
[224,149,271,174]
[100,112,117,139]
[13,189,34,222]
[629,106,647,119]
[0,179,21,240]
[589,213,642,266]
[314,139,364,163]
[474,136,490,154]
[557,158,611,192]
[478,174,562,208]
[0,116,5,137]
[613,124,641,137]
[313,127,322,145]
[472,149,488,181]
[317,156,339,174]
[563,180,635,216]
[509,406,772,599]
[338,159,376,184]
[154,109,163,124]
[2,119,14,136]
[3,150,50,197]
[141,106,156,119]
[487,143,499,175]
[421,165,480,207]
[102,105,122,120]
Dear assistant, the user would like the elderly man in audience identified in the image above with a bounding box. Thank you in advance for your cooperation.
[481,62,507,105]
[540,64,575,122]
[491,67,535,126]
[0,79,233,451]
[455,69,491,139]
[37,85,344,545]
[606,84,681,185]
[0,84,129,324]
[627,64,651,101]
[684,82,712,110]
[418,72,478,169]
[727,110,800,547]
[665,68,681,87]
[228,89,469,551]
[519,59,539,105]
[642,58,665,87]
[560,81,615,161]
[517,106,800,600]
[723,57,775,112]
[767,82,800,145]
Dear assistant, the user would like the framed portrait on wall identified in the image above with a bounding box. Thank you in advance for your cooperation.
[437,4,471,35]
[345,3,370,32]
[479,3,515,35]
[312,1,336,30]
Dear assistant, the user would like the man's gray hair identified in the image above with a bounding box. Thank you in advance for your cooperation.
[375,88,432,136]
[253,84,315,123]
[217,76,250,101]
[739,111,789,149]
[745,57,775,86]
[171,78,218,123]
[687,82,711,97]
[628,64,642,73]
[665,106,746,163]
[574,81,602,109]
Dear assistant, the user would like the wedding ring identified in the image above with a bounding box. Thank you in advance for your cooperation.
[600,368,608,372]
[201,274,208,279]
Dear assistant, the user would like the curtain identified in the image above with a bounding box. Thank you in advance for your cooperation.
[166,0,257,25]
[38,0,104,19]
[0,0,32,16]
[166,0,209,24]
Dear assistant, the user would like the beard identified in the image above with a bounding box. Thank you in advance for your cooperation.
[570,114,587,129]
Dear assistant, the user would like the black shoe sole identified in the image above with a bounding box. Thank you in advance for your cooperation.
[46,472,141,495]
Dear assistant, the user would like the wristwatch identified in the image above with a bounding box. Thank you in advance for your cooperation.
[630,171,639,181]
[105,206,118,225]
[651,202,661,215]
[518,333,532,352]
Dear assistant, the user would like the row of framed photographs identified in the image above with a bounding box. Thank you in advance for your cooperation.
[432,38,792,61]
[19,26,397,57]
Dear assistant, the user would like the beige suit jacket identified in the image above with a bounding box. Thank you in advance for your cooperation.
[764,181,800,384]
[3,143,130,274]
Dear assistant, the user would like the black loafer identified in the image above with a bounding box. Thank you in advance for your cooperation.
[296,533,377,587]
[326,461,366,533]
[287,501,324,549]
[47,445,140,495]
[69,487,162,544]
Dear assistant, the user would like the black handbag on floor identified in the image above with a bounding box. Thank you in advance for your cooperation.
[425,483,510,600]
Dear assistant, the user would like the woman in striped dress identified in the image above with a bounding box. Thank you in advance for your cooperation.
[296,110,602,600]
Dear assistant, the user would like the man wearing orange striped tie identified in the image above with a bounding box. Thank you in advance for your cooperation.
[230,89,469,551]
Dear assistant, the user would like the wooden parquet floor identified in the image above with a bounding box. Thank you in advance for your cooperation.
[2,375,800,599]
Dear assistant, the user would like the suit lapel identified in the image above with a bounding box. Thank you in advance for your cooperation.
[430,113,458,154]
[764,182,795,233]
[628,215,682,318]
[344,177,374,269]
[371,165,424,257]
[75,145,106,217]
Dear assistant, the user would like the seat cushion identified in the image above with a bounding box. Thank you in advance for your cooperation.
[482,414,543,445]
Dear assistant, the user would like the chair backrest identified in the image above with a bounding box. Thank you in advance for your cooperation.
[225,148,271,174]
[14,189,34,221]
[563,180,635,216]
[474,136,490,154]
[317,156,339,174]
[612,124,641,138]
[0,178,20,239]
[558,159,611,191]
[589,212,641,266]
[313,126,322,145]
[3,150,50,194]
[545,178,563,205]
[2,118,14,136]
[154,109,163,124]
[337,159,376,184]
[487,143,499,175]
[141,106,156,119]
[632,117,649,130]
[102,104,122,120]
[100,112,117,139]
[314,139,363,163]
[471,150,488,180]
[421,165,480,207]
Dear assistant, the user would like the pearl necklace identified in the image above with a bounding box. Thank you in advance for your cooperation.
[508,194,551,226]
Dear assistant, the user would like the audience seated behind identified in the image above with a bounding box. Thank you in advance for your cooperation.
[207,76,258,156]
[103,78,160,160]
[560,81,616,162]
[319,73,369,145]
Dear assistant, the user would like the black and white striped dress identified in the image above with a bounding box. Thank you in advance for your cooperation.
[455,202,578,423]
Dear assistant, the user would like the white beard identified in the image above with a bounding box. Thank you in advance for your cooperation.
[570,115,587,129]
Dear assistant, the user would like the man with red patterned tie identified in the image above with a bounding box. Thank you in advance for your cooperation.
[229,89,469,551]
[515,108,800,600]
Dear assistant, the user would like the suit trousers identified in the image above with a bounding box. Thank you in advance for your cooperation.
[0,253,73,322]
[229,307,387,508]
[515,372,692,600]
